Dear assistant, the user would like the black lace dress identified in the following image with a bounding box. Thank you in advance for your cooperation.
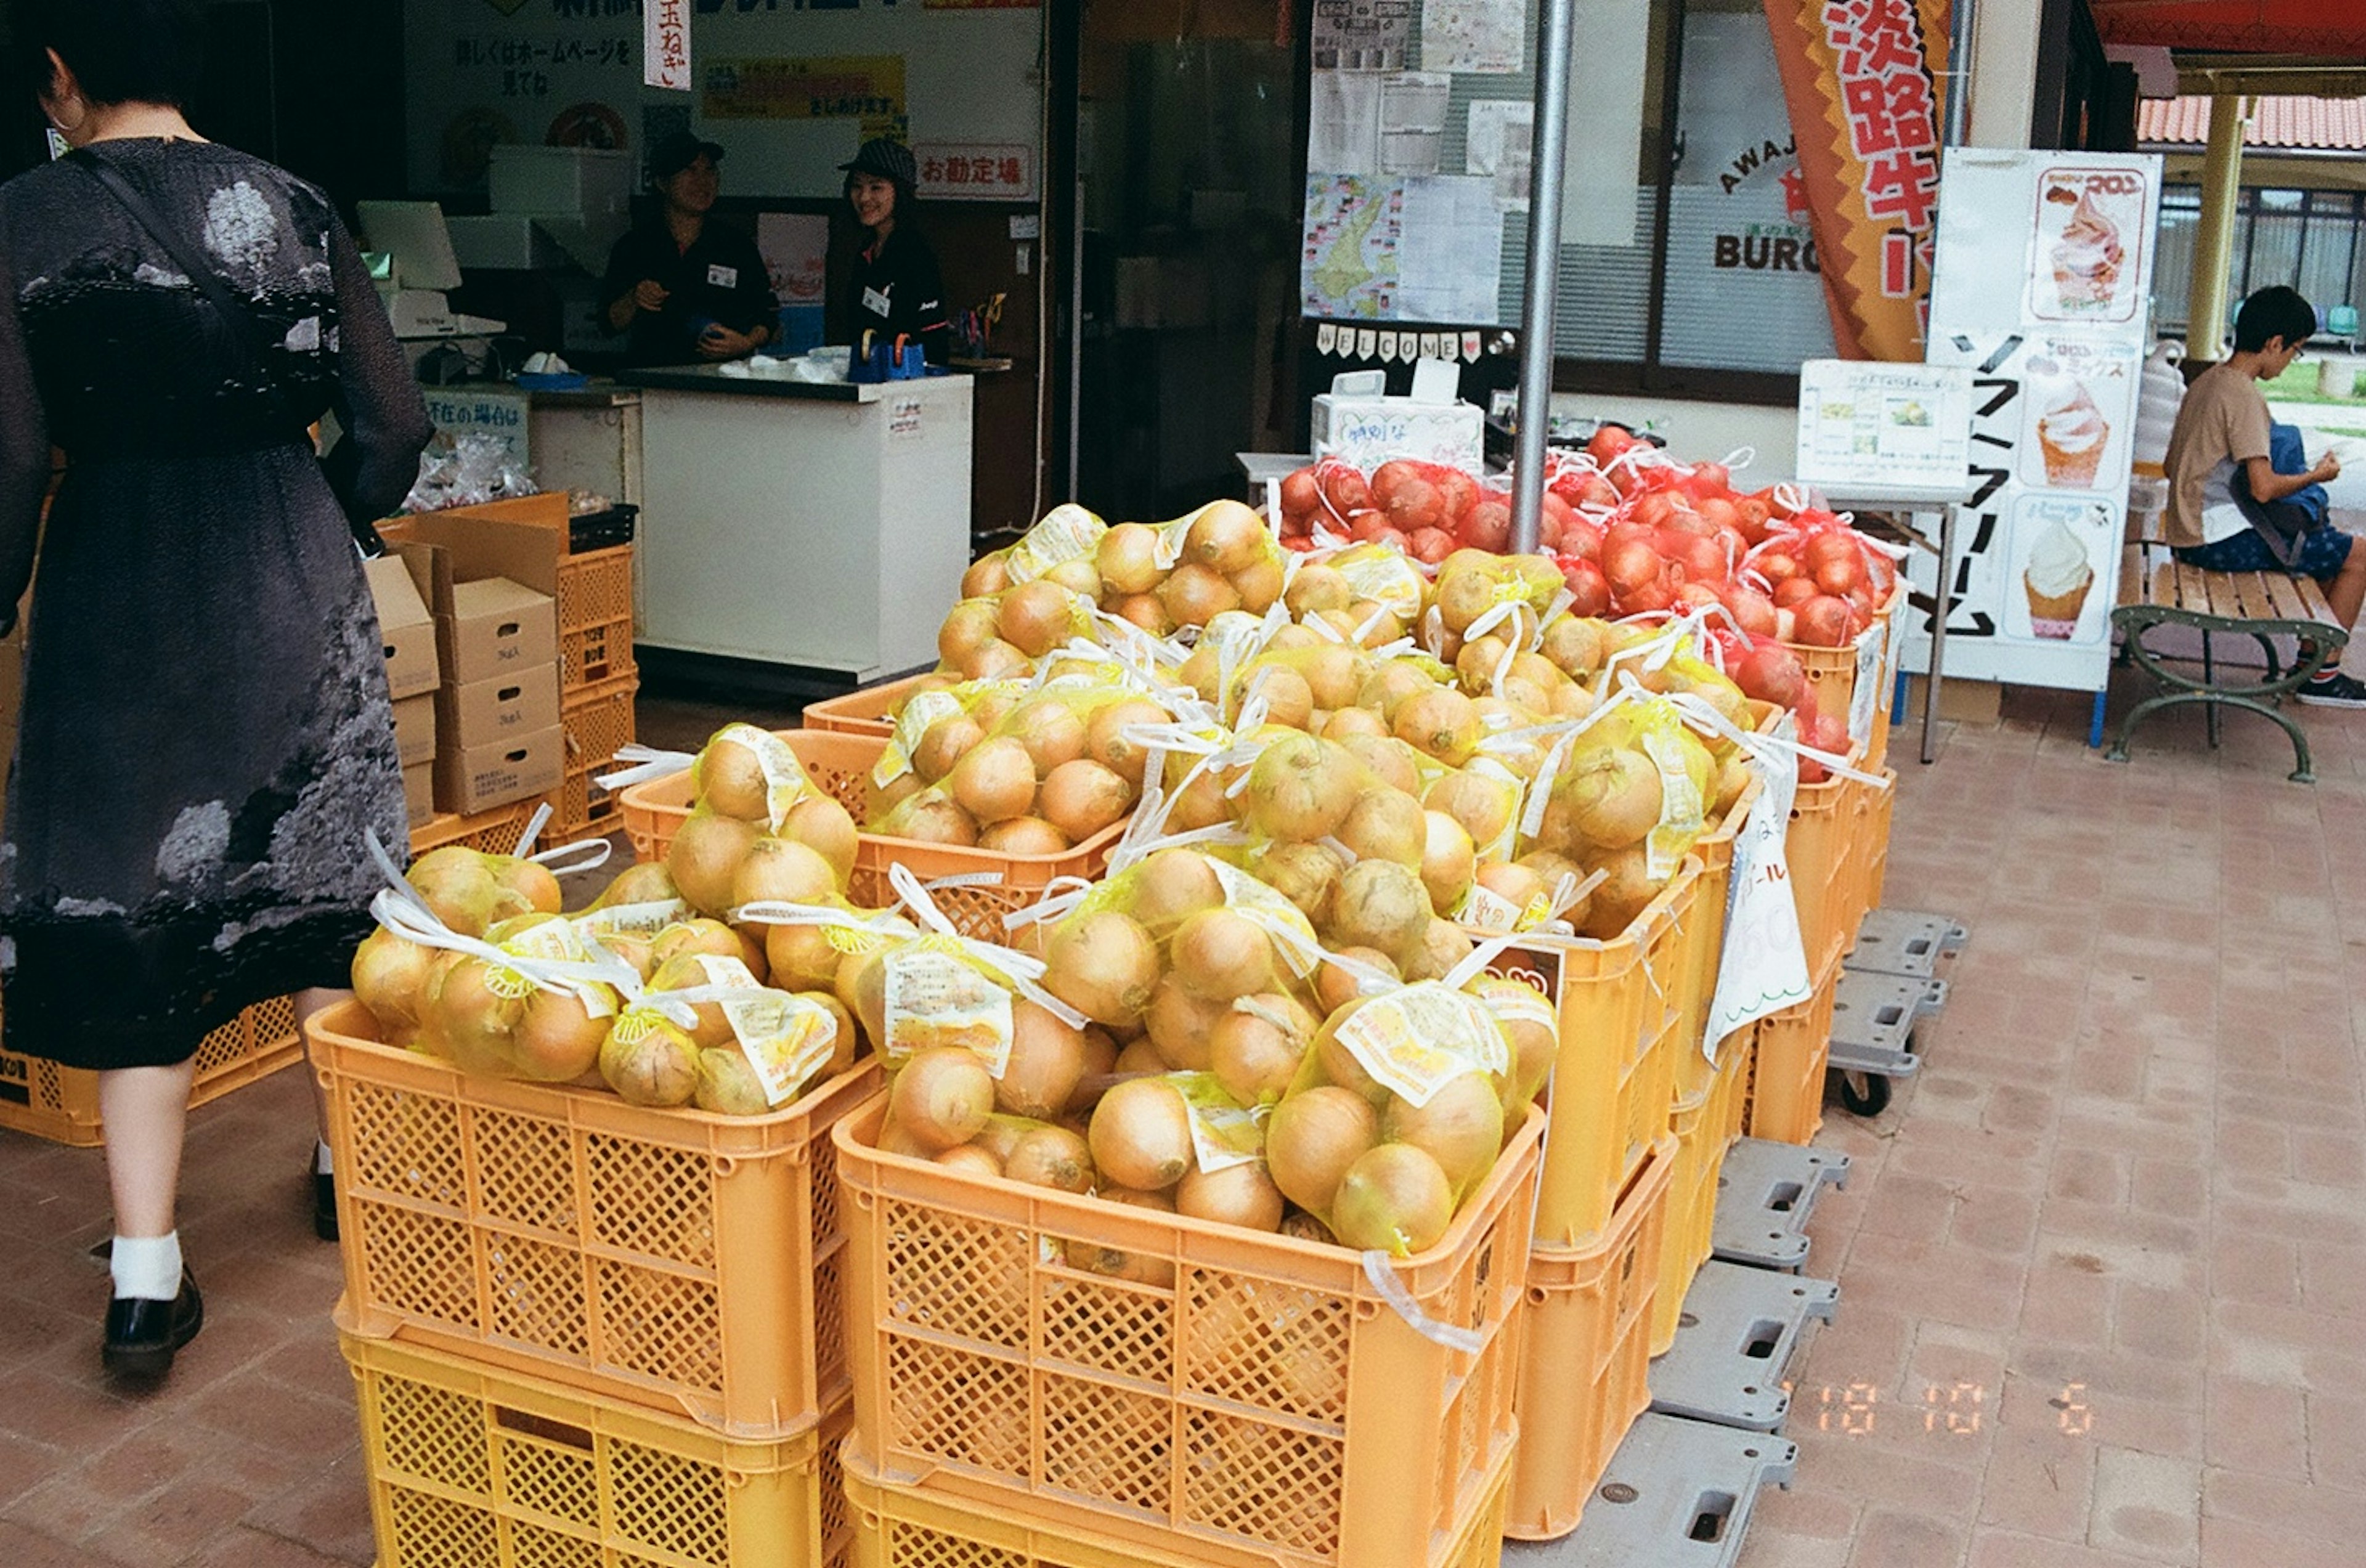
[0,139,431,1070]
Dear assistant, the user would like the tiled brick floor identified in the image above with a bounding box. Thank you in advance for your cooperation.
[0,678,2359,1566]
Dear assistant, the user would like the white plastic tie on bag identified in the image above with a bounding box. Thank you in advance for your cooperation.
[1720,444,1756,475]
[531,837,614,877]
[1362,1250,1487,1354]
[512,802,553,859]
[884,863,1091,1030]
[596,744,697,792]
[369,887,638,1007]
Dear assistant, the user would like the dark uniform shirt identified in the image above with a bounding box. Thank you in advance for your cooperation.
[844,227,951,368]
[601,219,775,367]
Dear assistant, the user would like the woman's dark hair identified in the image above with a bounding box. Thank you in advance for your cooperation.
[19,0,206,112]
[2234,286,2317,353]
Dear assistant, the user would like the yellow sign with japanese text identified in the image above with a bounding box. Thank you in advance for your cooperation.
[701,55,906,128]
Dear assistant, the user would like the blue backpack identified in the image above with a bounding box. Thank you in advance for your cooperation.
[2267,423,2328,524]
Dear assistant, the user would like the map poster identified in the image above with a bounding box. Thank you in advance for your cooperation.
[1301,174,1403,320]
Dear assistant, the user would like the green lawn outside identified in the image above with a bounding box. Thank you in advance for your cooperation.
[2261,357,2366,406]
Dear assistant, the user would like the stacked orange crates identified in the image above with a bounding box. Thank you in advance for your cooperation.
[311,995,880,1568]
[832,1097,1541,1568]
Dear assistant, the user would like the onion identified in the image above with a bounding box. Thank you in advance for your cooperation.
[1582,846,1659,938]
[1326,860,1431,965]
[1264,1086,1380,1215]
[1004,1125,1096,1192]
[1603,538,1665,597]
[1176,1161,1284,1232]
[1315,946,1399,1015]
[514,990,613,1084]
[599,1015,701,1108]
[1340,733,1422,797]
[980,816,1072,854]
[1068,1027,1120,1113]
[1076,1185,1177,1285]
[937,598,1003,671]
[1145,972,1230,1069]
[1131,847,1227,932]
[935,1144,1005,1179]
[1335,788,1426,872]
[1243,733,1359,842]
[1474,859,1546,914]
[1320,705,1387,742]
[998,999,1090,1118]
[1418,811,1478,914]
[651,917,766,977]
[877,1114,938,1160]
[1209,994,1317,1106]
[890,1047,996,1152]
[351,927,437,1043]
[1250,839,1345,924]
[1733,641,1807,710]
[1045,558,1102,599]
[648,954,738,1048]
[1401,917,1475,982]
[1186,500,1269,574]
[1233,664,1314,731]
[1170,908,1279,1002]
[959,638,1032,683]
[1391,688,1481,766]
[1380,1072,1504,1194]
[1558,558,1611,618]
[778,795,858,884]
[1287,563,1352,616]
[1460,502,1511,553]
[1794,595,1854,648]
[1158,562,1242,627]
[1097,522,1165,595]
[1006,699,1090,777]
[730,836,841,917]
[1563,749,1664,849]
[1085,698,1171,788]
[1039,758,1133,843]
[996,579,1078,659]
[1115,593,1174,634]
[1115,1036,1169,1076]
[804,989,861,1076]
[1046,911,1161,1028]
[1089,1077,1196,1190]
[914,715,986,784]
[667,812,762,917]
[962,553,1012,598]
[1330,1143,1455,1256]
[694,1046,773,1116]
[1231,556,1285,614]
[1425,770,1515,850]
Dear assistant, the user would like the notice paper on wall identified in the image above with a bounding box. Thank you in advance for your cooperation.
[1378,72,1452,176]
[1397,176,1503,322]
[1561,0,1649,246]
[1421,0,1526,73]
[1465,99,1533,211]
[1312,0,1413,71]
[1310,71,1383,174]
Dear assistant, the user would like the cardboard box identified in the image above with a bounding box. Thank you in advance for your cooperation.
[402,763,436,828]
[1311,364,1484,471]
[391,693,437,768]
[436,724,563,816]
[441,577,557,688]
[441,665,560,749]
[366,554,437,700]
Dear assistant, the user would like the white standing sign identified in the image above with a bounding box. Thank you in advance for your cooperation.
[645,0,691,92]
[1903,148,2162,693]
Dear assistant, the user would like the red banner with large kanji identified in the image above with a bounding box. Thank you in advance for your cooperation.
[1761,0,1952,361]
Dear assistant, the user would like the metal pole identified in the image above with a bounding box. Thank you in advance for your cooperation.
[1919,0,1979,763]
[1943,0,1976,146]
[1509,0,1577,554]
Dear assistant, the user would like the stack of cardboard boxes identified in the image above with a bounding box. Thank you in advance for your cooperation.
[365,526,565,826]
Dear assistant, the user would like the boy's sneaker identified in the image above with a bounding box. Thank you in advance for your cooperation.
[2298,671,2366,707]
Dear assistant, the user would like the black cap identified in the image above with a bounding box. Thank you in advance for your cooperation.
[649,130,725,182]
[839,137,918,190]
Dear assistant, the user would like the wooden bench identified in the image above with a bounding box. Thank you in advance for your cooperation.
[2108,540,2350,782]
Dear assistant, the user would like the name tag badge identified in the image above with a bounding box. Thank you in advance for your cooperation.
[707,264,738,288]
[863,286,892,319]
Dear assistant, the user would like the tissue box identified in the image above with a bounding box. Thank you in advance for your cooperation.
[1310,394,1484,471]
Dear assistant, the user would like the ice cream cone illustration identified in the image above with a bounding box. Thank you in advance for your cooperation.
[2050,190,2123,311]
[2036,380,2109,489]
[2023,517,2094,639]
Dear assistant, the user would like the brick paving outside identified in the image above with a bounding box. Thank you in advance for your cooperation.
[0,678,2358,1566]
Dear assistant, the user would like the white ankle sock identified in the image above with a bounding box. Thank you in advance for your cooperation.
[110,1232,184,1301]
[315,1139,335,1177]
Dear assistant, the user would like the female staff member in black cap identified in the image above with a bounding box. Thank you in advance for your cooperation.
[602,131,776,366]
[840,137,950,367]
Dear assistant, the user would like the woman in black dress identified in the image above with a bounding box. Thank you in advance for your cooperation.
[0,1,430,1376]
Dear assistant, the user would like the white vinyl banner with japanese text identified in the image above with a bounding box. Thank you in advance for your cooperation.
[1906,149,2162,692]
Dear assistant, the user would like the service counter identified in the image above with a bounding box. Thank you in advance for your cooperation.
[617,365,974,684]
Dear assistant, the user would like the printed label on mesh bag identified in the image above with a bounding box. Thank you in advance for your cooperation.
[1331,982,1510,1107]
[1167,1070,1268,1172]
[882,944,1014,1072]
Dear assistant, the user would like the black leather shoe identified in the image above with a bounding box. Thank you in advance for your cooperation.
[314,1168,339,1243]
[102,1271,203,1379]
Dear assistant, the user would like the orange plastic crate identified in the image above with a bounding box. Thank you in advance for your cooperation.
[410,796,553,858]
[341,1320,853,1568]
[1744,949,1842,1146]
[556,545,633,641]
[1649,1028,1752,1358]
[842,1428,1514,1568]
[313,998,880,1437]
[620,729,1130,943]
[555,673,638,839]
[802,673,937,739]
[1856,765,1898,934]
[834,1095,1539,1568]
[563,615,636,689]
[1506,1134,1675,1542]
[0,994,302,1148]
[1785,757,1869,980]
[1482,857,1694,1249]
